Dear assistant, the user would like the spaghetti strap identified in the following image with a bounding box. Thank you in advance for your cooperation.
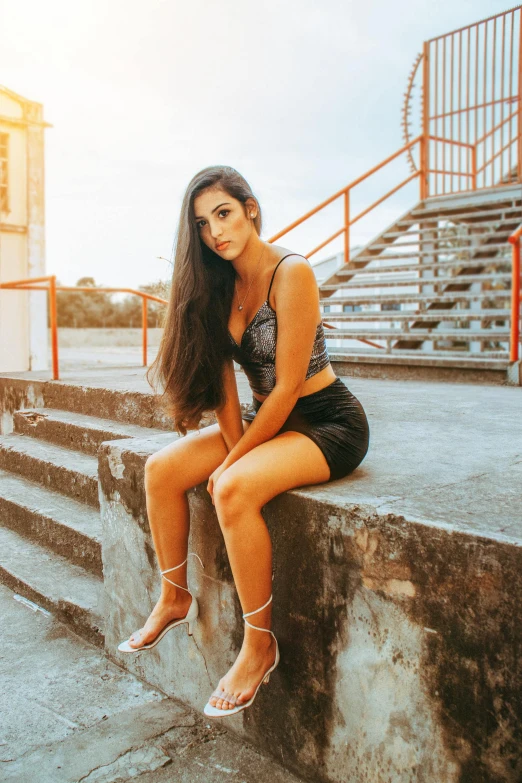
[267,253,306,300]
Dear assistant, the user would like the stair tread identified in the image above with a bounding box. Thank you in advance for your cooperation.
[408,205,521,220]
[0,466,101,541]
[321,291,511,304]
[323,310,510,321]
[325,329,510,337]
[383,225,514,238]
[336,260,511,276]
[0,433,98,477]
[353,249,511,262]
[328,351,510,368]
[0,523,103,618]
[17,408,166,440]
[321,273,512,290]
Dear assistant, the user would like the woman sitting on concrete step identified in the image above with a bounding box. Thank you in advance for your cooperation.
[117,165,370,718]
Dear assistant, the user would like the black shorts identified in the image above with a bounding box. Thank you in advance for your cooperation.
[242,377,370,482]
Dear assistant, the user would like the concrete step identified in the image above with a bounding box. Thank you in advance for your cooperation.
[321,273,512,290]
[395,214,521,230]
[370,237,512,248]
[382,225,514,239]
[352,247,511,263]
[336,259,511,276]
[325,329,510,341]
[0,523,104,647]
[320,291,511,306]
[408,204,521,221]
[329,350,510,363]
[0,467,102,576]
[364,241,511,254]
[13,407,165,456]
[0,433,99,508]
[328,351,510,385]
[0,376,175,434]
[323,309,510,322]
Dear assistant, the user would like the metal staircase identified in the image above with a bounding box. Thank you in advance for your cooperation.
[269,6,522,383]
[318,186,521,371]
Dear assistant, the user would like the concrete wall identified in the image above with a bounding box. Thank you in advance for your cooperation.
[99,433,522,783]
[0,86,48,372]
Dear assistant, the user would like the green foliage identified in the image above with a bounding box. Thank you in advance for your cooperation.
[50,278,171,328]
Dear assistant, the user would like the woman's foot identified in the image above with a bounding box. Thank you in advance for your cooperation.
[127,592,193,649]
[208,634,278,711]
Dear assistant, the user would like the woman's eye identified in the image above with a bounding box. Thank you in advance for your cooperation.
[196,210,228,229]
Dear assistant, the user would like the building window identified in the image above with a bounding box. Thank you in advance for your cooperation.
[343,304,362,312]
[381,303,401,311]
[323,305,331,313]
[0,133,8,213]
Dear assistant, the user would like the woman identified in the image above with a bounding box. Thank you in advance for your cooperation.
[117,165,370,718]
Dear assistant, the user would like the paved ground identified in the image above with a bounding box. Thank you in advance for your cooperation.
[0,580,305,783]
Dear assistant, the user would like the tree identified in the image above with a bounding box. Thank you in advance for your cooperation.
[50,277,171,327]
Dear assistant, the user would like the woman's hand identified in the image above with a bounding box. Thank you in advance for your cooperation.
[207,462,228,505]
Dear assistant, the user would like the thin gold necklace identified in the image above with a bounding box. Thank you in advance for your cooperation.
[235,244,266,311]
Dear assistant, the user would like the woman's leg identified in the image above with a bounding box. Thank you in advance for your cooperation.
[126,421,248,648]
[209,430,331,710]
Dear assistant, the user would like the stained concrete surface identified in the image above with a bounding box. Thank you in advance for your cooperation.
[0,580,305,783]
[4,352,521,539]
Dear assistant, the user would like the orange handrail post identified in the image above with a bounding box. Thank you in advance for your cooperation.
[48,275,59,380]
[419,135,427,200]
[142,296,148,366]
[0,277,168,377]
[343,190,350,264]
[509,224,522,362]
[471,146,477,191]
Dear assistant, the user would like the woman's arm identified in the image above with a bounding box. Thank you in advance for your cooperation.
[215,357,244,452]
[219,256,321,470]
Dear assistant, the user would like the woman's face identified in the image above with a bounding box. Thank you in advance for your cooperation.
[193,188,255,257]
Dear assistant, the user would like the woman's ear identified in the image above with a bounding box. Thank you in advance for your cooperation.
[245,198,257,219]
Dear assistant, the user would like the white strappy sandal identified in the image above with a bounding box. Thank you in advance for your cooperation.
[203,594,280,718]
[117,553,204,653]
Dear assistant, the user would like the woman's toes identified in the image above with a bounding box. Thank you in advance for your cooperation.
[220,695,234,710]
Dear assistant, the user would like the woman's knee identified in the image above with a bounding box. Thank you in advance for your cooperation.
[144,447,182,493]
[213,470,255,527]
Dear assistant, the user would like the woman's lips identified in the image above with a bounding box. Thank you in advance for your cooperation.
[216,241,230,251]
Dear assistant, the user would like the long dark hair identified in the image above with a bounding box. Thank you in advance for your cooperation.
[147,165,263,435]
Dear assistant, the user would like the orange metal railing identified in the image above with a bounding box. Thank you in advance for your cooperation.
[268,129,519,358]
[509,223,522,361]
[424,6,522,195]
[269,135,420,262]
[268,133,478,264]
[0,275,168,380]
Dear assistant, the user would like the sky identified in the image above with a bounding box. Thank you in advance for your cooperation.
[0,0,513,288]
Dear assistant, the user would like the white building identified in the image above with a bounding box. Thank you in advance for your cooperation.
[0,85,51,371]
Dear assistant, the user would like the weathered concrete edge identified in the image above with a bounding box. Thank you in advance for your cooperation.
[330,357,508,386]
[0,376,253,433]
[98,433,522,783]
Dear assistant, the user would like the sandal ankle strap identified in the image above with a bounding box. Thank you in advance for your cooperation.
[242,594,276,639]
[161,552,204,593]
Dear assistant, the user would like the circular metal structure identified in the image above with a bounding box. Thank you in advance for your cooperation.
[401,51,424,173]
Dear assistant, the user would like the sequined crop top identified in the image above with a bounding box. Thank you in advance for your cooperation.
[227,253,330,396]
